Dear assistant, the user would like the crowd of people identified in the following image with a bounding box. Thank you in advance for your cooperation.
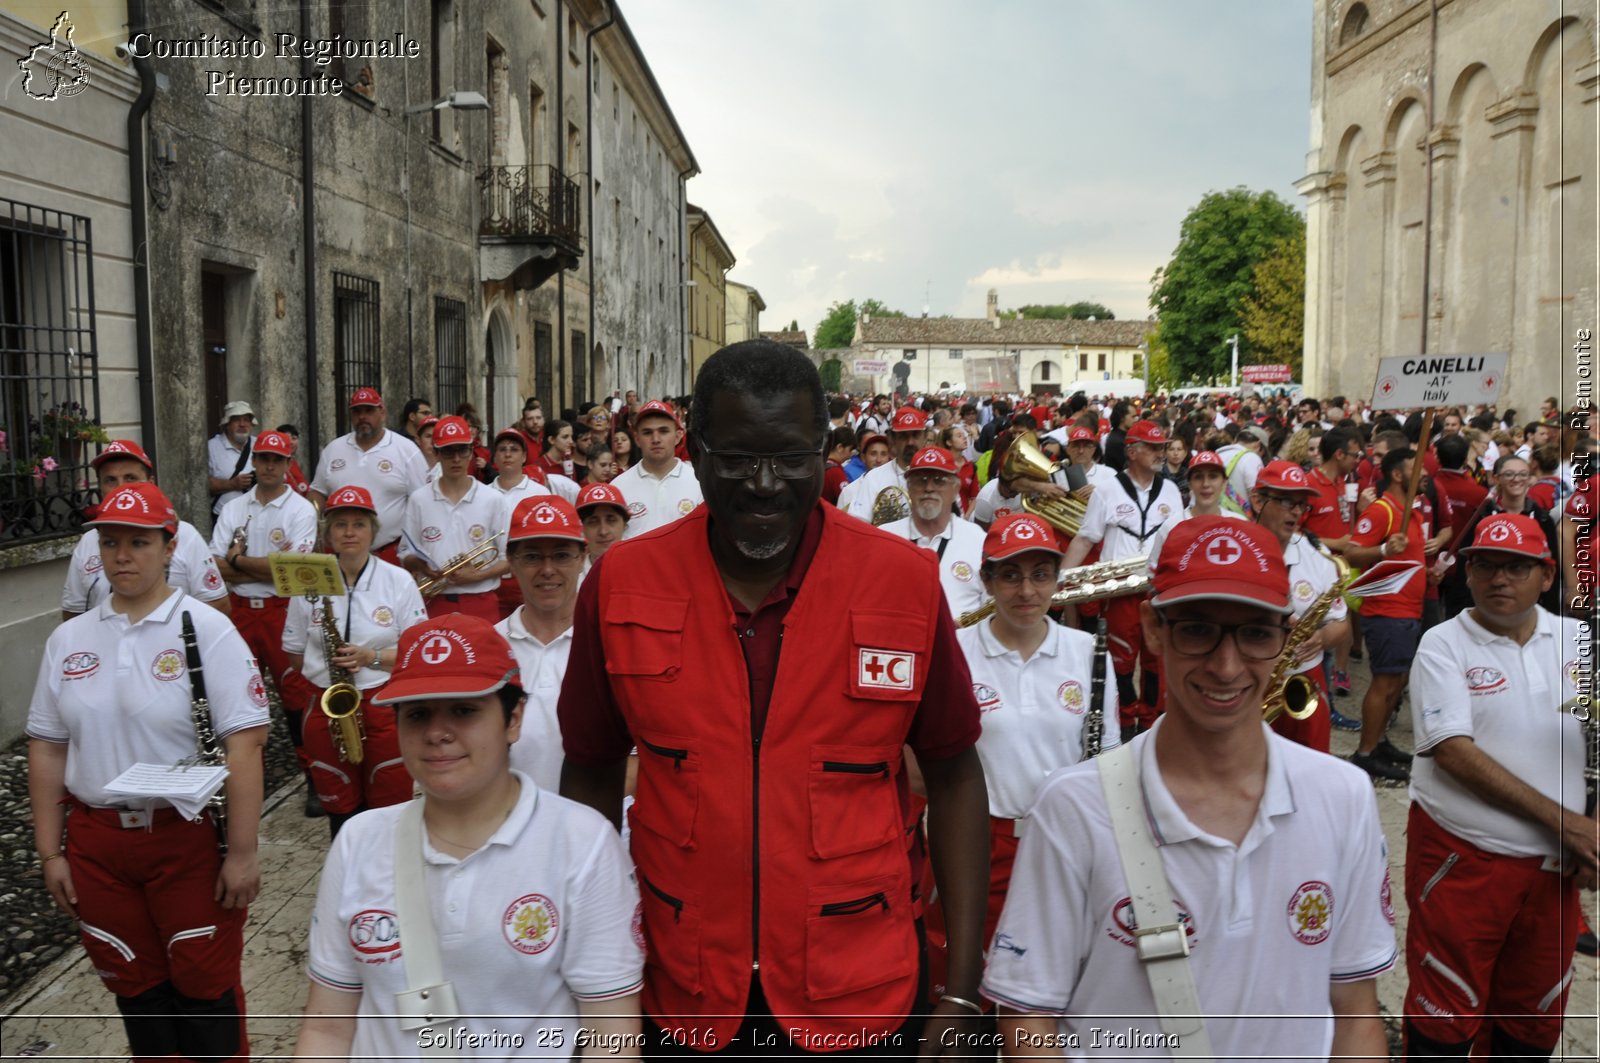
[23,340,1597,1061]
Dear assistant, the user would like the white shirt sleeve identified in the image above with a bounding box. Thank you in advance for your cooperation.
[1410,629,1474,754]
[284,499,319,554]
[173,525,228,602]
[282,595,311,657]
[25,627,69,742]
[559,815,646,1000]
[306,827,365,993]
[1075,483,1109,545]
[210,503,240,557]
[399,486,425,565]
[1329,779,1400,982]
[194,608,271,738]
[61,534,95,613]
[309,448,335,497]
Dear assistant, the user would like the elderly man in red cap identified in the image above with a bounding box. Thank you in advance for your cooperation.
[399,416,510,622]
[987,516,1393,1060]
[310,388,429,565]
[1060,419,1184,738]
[612,399,702,538]
[844,404,930,522]
[65,441,230,620]
[878,446,987,619]
[1402,513,1597,1059]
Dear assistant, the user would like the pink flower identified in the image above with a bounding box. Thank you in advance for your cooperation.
[33,456,58,483]
[0,428,8,453]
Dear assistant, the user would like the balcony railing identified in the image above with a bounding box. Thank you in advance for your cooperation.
[478,165,581,247]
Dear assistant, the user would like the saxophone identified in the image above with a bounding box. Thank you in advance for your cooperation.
[319,595,365,764]
[179,612,229,855]
[1262,550,1355,725]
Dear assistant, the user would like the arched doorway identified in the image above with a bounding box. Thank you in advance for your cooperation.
[591,342,608,406]
[483,305,517,432]
[1029,359,1060,398]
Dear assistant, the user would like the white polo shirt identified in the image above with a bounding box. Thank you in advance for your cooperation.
[879,516,987,619]
[307,774,643,1058]
[1282,533,1348,677]
[206,432,251,515]
[495,609,573,791]
[612,459,703,538]
[1074,474,1183,562]
[210,486,319,598]
[282,558,427,691]
[843,460,909,522]
[1144,507,1247,572]
[983,720,1397,1057]
[311,430,428,549]
[958,619,1119,819]
[63,520,227,614]
[972,478,1022,528]
[399,479,508,596]
[26,589,270,808]
[1410,608,1589,859]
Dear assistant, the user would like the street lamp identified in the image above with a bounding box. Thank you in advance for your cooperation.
[405,90,490,114]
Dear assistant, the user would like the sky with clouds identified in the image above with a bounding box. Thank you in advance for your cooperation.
[623,0,1313,340]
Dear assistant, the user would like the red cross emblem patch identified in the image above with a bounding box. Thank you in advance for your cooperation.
[858,648,915,691]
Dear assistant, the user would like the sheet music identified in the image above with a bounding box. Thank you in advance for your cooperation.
[1346,559,1423,599]
[104,762,229,820]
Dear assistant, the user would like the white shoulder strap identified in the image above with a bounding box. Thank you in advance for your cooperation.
[1096,744,1215,1060]
[393,799,459,1049]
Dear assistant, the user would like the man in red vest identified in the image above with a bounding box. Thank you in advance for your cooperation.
[559,339,989,1057]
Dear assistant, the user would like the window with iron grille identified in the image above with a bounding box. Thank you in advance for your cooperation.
[0,197,103,546]
[435,296,468,416]
[333,272,380,435]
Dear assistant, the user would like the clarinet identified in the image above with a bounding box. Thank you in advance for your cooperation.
[181,612,230,855]
[1082,617,1108,760]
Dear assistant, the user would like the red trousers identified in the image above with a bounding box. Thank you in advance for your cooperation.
[67,802,248,1059]
[300,686,413,813]
[1269,663,1331,753]
[227,593,288,684]
[1404,804,1579,1051]
[1104,594,1160,729]
[922,815,1024,1012]
[495,574,523,621]
[372,540,402,566]
[425,589,500,622]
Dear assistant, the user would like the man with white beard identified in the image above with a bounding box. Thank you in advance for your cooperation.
[879,447,987,619]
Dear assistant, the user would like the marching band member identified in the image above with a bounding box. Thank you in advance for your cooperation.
[281,487,427,837]
[63,440,229,620]
[30,482,269,1062]
[576,482,629,565]
[399,415,510,622]
[1402,514,1595,1058]
[488,427,555,619]
[309,388,428,565]
[879,447,987,619]
[957,513,1117,947]
[612,399,702,538]
[986,517,1393,1060]
[1141,449,1243,569]
[496,496,587,790]
[1249,460,1350,753]
[293,615,643,1060]
[843,405,929,522]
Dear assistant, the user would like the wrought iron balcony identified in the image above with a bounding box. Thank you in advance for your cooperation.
[478,165,581,248]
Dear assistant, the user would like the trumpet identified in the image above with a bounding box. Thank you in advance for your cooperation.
[959,555,1151,628]
[1002,431,1087,538]
[1262,552,1355,725]
[319,594,364,764]
[417,532,503,597]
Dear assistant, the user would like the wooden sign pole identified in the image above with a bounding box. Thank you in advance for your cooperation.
[1397,407,1434,536]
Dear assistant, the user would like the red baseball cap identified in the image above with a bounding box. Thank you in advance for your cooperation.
[634,399,680,426]
[252,430,294,457]
[371,614,520,705]
[349,387,383,408]
[493,427,530,452]
[983,513,1064,562]
[891,406,929,433]
[1255,459,1316,495]
[432,416,474,449]
[860,433,890,452]
[87,482,177,534]
[1187,450,1226,474]
[418,416,440,434]
[1067,427,1097,445]
[325,485,376,513]
[576,482,629,517]
[92,439,153,470]
[1125,420,1167,447]
[1461,513,1554,563]
[1151,517,1290,613]
[507,496,585,544]
[907,447,957,476]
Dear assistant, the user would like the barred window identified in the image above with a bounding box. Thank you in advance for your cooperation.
[333,272,379,436]
[0,198,102,546]
[435,296,468,416]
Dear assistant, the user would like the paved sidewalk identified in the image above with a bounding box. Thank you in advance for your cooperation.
[3,675,1598,1059]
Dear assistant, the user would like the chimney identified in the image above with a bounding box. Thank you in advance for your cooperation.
[986,288,998,321]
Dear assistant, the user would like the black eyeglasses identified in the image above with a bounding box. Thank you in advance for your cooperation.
[1258,492,1311,512]
[699,447,822,480]
[1158,615,1290,660]
[1465,556,1542,581]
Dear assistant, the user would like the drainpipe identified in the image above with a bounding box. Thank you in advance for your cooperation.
[555,0,568,408]
[300,0,321,458]
[126,0,157,454]
[585,5,616,399]
[678,174,687,392]
[1419,0,1437,356]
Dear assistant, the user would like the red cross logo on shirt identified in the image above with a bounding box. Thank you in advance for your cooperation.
[1205,537,1243,566]
[420,636,453,665]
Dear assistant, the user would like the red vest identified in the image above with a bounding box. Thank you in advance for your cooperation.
[597,504,942,1047]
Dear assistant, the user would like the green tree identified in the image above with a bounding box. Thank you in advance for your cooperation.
[786,319,799,332]
[1149,187,1304,383]
[818,358,843,392]
[997,301,1116,321]
[1143,325,1180,391]
[813,298,905,349]
[1239,231,1307,376]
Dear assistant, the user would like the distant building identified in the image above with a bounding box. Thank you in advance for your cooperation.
[760,330,809,349]
[725,281,766,345]
[686,204,735,385]
[1299,0,1595,410]
[852,290,1148,398]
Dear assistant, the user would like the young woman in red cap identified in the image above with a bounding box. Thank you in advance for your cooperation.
[29,482,269,1062]
[294,614,642,1060]
[576,482,629,566]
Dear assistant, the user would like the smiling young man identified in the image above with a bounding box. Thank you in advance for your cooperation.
[986,517,1394,1061]
[1402,514,1596,1059]
[558,340,988,1057]
[611,399,703,538]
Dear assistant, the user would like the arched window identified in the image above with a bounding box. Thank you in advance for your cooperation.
[1340,3,1369,46]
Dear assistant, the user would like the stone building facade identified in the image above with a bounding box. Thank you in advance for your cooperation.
[724,280,765,345]
[1299,0,1596,412]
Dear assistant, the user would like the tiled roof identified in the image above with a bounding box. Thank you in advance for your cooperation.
[760,330,809,348]
[858,316,1150,347]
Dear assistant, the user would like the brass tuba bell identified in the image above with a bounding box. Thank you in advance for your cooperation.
[871,483,910,526]
[1001,431,1086,537]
